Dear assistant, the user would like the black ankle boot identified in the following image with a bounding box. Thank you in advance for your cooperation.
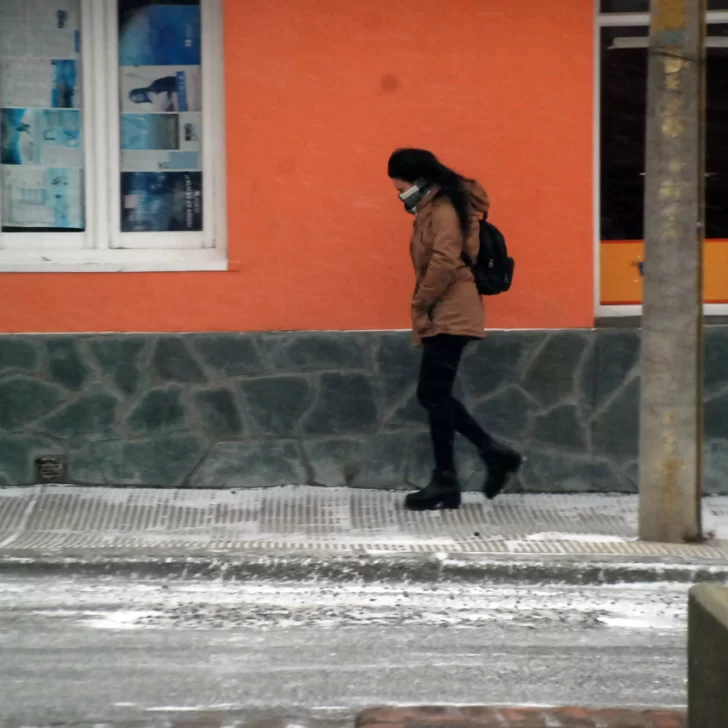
[404,470,461,511]
[480,441,522,500]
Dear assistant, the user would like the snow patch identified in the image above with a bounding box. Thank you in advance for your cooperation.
[522,532,637,543]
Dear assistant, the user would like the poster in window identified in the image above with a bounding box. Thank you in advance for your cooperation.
[0,59,80,109]
[0,0,81,59]
[120,112,201,172]
[1,108,83,167]
[121,171,202,232]
[119,4,201,67]
[2,165,84,228]
[120,66,201,113]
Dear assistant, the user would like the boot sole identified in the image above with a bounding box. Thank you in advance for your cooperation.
[404,495,461,511]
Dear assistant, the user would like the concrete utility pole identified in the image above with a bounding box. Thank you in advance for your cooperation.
[639,0,705,543]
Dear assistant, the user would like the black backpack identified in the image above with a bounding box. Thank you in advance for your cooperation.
[461,219,515,296]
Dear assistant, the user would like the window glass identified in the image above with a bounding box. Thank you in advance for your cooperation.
[0,0,84,232]
[600,26,647,241]
[601,1,728,12]
[600,1,649,12]
[118,0,203,233]
[600,23,728,241]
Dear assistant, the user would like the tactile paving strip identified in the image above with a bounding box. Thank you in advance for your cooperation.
[0,486,727,558]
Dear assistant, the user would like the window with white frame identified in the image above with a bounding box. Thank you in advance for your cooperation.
[598,0,728,314]
[0,0,226,272]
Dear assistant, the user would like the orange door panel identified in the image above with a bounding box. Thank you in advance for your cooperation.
[600,240,728,305]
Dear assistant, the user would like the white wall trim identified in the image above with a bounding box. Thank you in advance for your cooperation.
[0,248,227,273]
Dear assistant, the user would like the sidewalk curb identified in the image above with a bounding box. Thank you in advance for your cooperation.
[2,549,728,585]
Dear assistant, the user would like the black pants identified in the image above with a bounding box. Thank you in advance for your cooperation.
[417,335,492,474]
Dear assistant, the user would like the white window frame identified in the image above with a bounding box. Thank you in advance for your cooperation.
[595,4,728,318]
[0,0,227,273]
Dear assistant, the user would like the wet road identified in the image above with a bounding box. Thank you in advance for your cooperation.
[0,576,688,723]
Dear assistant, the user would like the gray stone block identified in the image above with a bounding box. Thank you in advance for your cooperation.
[520,450,635,493]
[462,332,545,399]
[46,338,91,391]
[688,584,728,728]
[591,376,640,461]
[580,330,640,413]
[522,332,590,408]
[39,392,118,441]
[239,376,313,436]
[89,336,147,396]
[70,435,207,486]
[375,333,420,407]
[0,376,65,431]
[383,390,428,429]
[305,437,364,487]
[191,334,265,378]
[0,338,37,376]
[0,435,64,484]
[472,386,534,442]
[355,433,419,488]
[303,373,378,435]
[194,387,243,437]
[306,432,421,490]
[190,440,306,487]
[528,404,586,452]
[705,326,728,396]
[127,385,187,436]
[263,332,372,373]
[153,337,206,383]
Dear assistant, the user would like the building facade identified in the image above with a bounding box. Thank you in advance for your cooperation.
[0,0,726,492]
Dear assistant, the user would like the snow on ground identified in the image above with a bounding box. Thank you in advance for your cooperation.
[0,576,689,633]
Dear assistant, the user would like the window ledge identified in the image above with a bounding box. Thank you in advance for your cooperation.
[0,249,228,273]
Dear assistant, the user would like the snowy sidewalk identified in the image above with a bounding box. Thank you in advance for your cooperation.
[0,486,727,583]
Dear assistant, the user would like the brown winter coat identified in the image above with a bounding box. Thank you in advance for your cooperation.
[409,180,490,344]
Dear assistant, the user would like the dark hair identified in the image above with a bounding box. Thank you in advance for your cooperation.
[388,148,472,241]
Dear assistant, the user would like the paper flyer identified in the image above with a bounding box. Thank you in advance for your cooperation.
[0,58,80,109]
[120,112,201,172]
[121,171,202,232]
[1,108,83,167]
[1,165,84,228]
[119,4,201,67]
[120,66,202,113]
[0,0,81,59]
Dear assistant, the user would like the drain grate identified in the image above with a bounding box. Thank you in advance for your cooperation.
[34,457,66,484]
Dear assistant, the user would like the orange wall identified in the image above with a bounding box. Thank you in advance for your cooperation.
[0,0,594,333]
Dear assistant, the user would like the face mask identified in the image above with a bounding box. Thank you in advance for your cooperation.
[398,181,431,215]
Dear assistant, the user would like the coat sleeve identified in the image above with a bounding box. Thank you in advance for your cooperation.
[412,201,462,312]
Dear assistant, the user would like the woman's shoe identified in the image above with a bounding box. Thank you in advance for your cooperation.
[404,470,461,511]
[481,441,522,500]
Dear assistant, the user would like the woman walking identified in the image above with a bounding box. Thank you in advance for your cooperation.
[387,148,522,511]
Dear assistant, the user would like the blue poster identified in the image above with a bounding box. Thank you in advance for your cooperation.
[121,171,202,232]
[1,108,82,166]
[119,5,202,67]
[121,114,179,150]
[51,60,79,108]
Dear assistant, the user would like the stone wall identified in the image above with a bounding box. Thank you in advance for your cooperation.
[0,328,726,492]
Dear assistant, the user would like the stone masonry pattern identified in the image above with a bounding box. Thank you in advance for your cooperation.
[0,327,727,492]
